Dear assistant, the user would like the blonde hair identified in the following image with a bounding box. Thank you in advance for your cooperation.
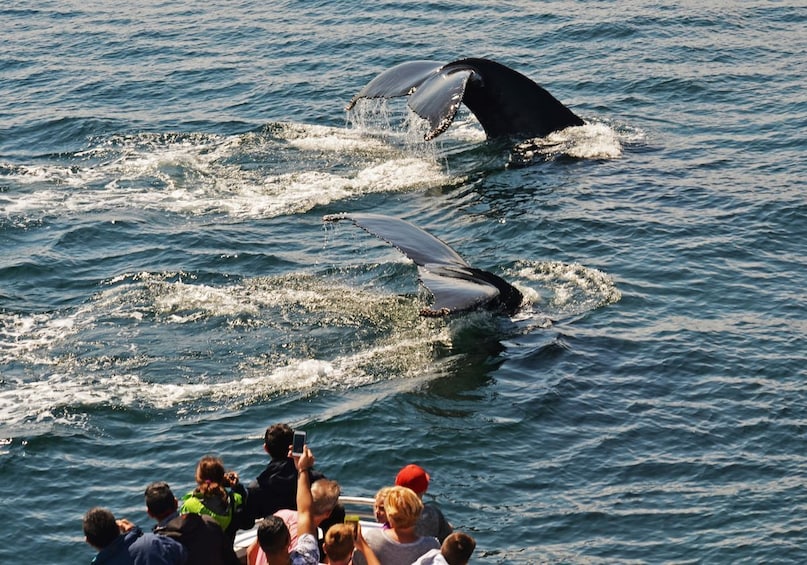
[384,486,423,529]
[374,486,392,517]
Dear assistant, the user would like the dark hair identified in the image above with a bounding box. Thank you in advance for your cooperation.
[144,481,177,519]
[442,532,476,565]
[194,455,232,503]
[256,516,290,555]
[83,507,121,549]
[264,423,294,460]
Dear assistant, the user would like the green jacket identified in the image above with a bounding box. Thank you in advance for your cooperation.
[179,490,244,532]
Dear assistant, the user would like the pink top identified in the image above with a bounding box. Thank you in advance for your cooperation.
[254,509,300,565]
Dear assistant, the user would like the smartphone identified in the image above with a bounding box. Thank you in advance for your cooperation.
[344,514,360,537]
[292,430,306,456]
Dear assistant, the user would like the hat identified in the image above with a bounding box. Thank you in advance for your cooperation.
[395,464,430,494]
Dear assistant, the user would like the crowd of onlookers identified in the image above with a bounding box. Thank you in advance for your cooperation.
[82,423,476,565]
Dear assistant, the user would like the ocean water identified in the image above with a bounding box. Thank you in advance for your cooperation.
[1,1,805,563]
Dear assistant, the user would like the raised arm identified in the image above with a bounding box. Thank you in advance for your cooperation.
[354,522,381,565]
[293,445,316,538]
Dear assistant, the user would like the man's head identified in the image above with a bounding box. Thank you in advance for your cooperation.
[264,423,294,460]
[395,463,430,496]
[441,532,476,565]
[311,478,341,524]
[384,486,423,530]
[83,507,120,550]
[256,515,291,556]
[144,481,178,520]
[323,523,355,563]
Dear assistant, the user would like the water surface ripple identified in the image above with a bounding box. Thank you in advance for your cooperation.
[1,1,805,563]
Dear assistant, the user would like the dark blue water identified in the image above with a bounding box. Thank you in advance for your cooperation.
[1,2,805,563]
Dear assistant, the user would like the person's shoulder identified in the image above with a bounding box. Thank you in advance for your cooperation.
[422,502,446,515]
[131,528,185,555]
[362,526,386,543]
[274,508,297,521]
[231,489,245,506]
[179,490,199,505]
[179,493,204,512]
[169,512,223,534]
[122,525,144,539]
[290,532,320,565]
[253,459,297,487]
[412,548,449,565]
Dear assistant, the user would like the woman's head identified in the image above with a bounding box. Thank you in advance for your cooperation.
[374,486,392,524]
[384,486,423,530]
[194,455,230,500]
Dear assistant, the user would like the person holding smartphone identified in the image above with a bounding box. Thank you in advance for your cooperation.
[248,443,320,565]
[245,424,325,522]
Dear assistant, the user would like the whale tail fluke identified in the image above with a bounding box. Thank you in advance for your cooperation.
[346,58,584,141]
[324,212,523,316]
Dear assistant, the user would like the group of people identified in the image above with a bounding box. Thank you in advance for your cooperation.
[82,423,476,565]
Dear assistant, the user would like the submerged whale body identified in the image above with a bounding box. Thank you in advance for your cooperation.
[324,212,523,317]
[346,58,584,141]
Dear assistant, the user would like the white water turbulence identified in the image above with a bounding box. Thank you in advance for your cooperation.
[0,123,455,223]
[0,258,618,435]
[508,121,645,167]
[347,98,488,146]
[512,260,622,320]
[345,96,637,168]
[0,270,454,435]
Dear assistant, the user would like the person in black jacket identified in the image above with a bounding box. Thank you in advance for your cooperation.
[245,423,325,521]
[145,481,240,565]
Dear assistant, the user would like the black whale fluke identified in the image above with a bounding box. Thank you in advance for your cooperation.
[324,212,523,317]
[346,58,584,141]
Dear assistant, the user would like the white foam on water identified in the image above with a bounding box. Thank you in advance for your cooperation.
[0,327,449,432]
[0,125,453,221]
[511,260,622,318]
[510,121,640,165]
[0,270,452,432]
[441,113,488,143]
[347,98,487,145]
[0,315,452,432]
[0,311,80,366]
[277,123,394,153]
[233,327,451,403]
[0,258,619,433]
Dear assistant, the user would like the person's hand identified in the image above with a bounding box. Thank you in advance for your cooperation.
[354,522,369,550]
[291,445,315,471]
[224,470,239,485]
[116,518,135,533]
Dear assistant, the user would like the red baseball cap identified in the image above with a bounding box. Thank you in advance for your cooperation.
[395,464,430,494]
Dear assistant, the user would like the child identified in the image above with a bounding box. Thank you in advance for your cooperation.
[412,532,476,565]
